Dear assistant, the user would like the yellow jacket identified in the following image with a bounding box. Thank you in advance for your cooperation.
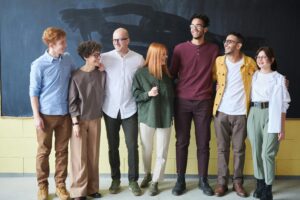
[212,54,257,116]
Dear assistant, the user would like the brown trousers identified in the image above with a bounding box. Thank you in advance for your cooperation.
[214,112,247,185]
[70,118,101,198]
[36,114,72,187]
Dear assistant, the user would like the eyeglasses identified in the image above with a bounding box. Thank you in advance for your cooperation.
[112,38,128,43]
[91,52,100,58]
[190,24,204,30]
[223,40,240,45]
[256,56,268,60]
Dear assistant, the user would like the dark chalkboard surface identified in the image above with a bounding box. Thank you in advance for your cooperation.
[1,0,299,117]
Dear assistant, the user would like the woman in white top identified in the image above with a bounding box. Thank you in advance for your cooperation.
[247,47,291,200]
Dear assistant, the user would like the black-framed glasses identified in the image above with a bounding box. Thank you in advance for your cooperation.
[112,38,128,43]
[190,24,204,30]
[223,40,239,45]
[91,52,101,58]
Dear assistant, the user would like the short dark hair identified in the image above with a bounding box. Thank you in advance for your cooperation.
[190,14,210,27]
[77,41,102,60]
[255,46,278,71]
[226,32,245,45]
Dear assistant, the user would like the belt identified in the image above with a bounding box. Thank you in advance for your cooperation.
[250,102,269,109]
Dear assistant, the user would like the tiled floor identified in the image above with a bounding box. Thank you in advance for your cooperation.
[0,175,299,200]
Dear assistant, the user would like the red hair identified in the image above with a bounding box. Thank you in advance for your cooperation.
[145,42,171,80]
[42,27,66,45]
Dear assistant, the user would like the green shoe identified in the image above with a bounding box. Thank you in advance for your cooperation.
[109,179,121,194]
[129,181,142,196]
[140,173,152,188]
[149,182,159,196]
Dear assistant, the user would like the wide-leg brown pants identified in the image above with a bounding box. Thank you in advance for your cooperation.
[70,118,101,198]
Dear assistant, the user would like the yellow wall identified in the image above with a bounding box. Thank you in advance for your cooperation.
[0,117,299,175]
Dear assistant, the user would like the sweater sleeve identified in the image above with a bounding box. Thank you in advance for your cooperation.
[132,72,151,103]
[68,77,81,117]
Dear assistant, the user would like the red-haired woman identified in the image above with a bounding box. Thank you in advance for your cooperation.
[132,42,174,196]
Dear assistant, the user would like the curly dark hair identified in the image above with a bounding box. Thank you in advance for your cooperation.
[190,14,210,27]
[77,41,102,60]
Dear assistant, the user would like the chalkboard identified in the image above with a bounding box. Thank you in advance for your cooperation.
[1,0,299,117]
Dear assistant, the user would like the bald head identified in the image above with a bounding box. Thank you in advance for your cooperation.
[112,27,130,56]
[113,28,129,38]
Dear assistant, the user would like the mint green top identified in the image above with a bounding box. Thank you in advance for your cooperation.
[132,67,174,128]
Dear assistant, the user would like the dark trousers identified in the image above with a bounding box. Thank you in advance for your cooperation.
[103,112,139,181]
[214,111,247,185]
[174,98,212,177]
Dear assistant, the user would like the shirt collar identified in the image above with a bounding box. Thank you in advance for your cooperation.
[114,49,131,58]
[44,49,63,63]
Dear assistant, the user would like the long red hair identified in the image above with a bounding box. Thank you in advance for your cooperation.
[144,42,171,80]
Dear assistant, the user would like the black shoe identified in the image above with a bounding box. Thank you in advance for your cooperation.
[260,184,273,200]
[88,192,102,198]
[253,179,265,198]
[172,174,186,196]
[198,177,214,196]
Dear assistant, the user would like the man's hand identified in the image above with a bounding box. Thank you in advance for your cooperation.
[98,63,105,71]
[278,131,285,141]
[34,115,44,130]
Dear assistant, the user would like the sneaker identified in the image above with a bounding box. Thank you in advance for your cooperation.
[56,186,70,200]
[109,179,121,194]
[149,182,159,196]
[38,185,48,200]
[140,173,152,188]
[129,181,142,196]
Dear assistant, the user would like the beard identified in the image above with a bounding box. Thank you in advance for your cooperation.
[192,31,204,40]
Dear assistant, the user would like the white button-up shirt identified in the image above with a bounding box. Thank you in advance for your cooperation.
[101,49,144,119]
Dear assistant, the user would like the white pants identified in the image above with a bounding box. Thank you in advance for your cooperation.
[140,123,171,182]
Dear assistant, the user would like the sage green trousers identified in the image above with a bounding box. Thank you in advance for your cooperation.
[247,107,280,185]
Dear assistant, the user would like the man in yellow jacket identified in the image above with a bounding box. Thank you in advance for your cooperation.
[212,32,257,198]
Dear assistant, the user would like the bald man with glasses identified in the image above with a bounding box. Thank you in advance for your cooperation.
[101,27,145,196]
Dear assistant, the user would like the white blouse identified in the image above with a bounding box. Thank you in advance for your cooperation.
[251,71,291,133]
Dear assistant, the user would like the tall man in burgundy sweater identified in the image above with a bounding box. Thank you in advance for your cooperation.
[170,14,219,196]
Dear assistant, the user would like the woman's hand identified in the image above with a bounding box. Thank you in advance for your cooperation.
[148,86,159,97]
[73,125,80,137]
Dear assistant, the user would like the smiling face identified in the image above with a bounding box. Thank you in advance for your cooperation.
[112,28,130,54]
[190,18,207,40]
[85,51,101,67]
[256,50,273,71]
[49,37,67,56]
[224,34,241,55]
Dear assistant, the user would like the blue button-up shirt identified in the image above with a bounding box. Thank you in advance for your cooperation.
[29,50,76,115]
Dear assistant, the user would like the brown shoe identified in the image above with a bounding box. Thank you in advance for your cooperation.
[214,184,228,197]
[56,186,70,200]
[233,183,248,197]
[38,185,48,200]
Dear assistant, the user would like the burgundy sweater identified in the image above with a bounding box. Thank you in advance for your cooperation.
[170,41,219,100]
